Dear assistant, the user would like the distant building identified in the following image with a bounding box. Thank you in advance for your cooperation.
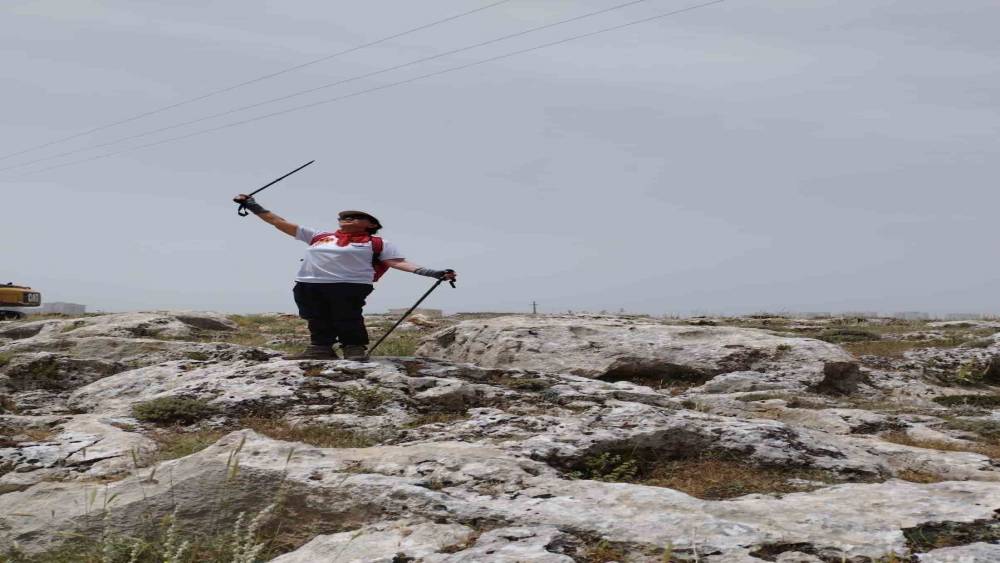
[944,313,982,321]
[34,302,87,315]
[843,311,880,319]
[893,311,930,320]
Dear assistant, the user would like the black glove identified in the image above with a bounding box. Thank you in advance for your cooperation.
[235,196,268,216]
[414,267,447,279]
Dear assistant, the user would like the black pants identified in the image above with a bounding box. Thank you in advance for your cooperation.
[293,282,374,346]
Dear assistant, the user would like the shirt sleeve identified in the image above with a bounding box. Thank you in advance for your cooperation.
[296,226,319,244]
[379,240,405,261]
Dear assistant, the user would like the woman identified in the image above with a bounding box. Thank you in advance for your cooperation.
[233,194,457,360]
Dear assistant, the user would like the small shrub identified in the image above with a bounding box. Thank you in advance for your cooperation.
[183,351,211,362]
[819,328,881,343]
[132,397,219,425]
[571,452,638,483]
[0,352,14,368]
[0,395,17,414]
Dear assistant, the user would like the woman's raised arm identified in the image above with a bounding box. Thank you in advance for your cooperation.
[233,194,299,237]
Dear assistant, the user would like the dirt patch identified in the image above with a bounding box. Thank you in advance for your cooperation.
[600,360,712,388]
[562,447,859,500]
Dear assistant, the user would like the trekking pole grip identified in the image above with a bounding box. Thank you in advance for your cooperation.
[445,269,456,288]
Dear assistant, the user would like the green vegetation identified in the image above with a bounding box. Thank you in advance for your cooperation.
[3,500,291,563]
[0,352,14,368]
[818,328,882,343]
[341,386,390,414]
[570,452,639,483]
[932,395,1000,408]
[132,397,219,425]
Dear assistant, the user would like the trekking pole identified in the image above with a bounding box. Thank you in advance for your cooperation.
[236,160,315,216]
[367,270,456,357]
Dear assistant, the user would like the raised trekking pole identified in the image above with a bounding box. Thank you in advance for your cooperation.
[367,270,456,357]
[236,160,315,216]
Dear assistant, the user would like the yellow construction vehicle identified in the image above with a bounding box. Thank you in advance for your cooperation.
[0,283,42,320]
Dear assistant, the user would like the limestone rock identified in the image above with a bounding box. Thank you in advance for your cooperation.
[918,542,1000,562]
[417,316,854,388]
[271,520,476,563]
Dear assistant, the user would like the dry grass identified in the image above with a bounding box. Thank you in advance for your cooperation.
[152,429,228,462]
[210,314,309,353]
[896,469,946,484]
[882,431,1000,459]
[21,427,56,442]
[241,417,375,448]
[572,451,844,500]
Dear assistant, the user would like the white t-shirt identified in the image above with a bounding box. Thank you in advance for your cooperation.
[295,226,404,284]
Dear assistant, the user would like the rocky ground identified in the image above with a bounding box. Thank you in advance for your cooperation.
[2,311,1000,562]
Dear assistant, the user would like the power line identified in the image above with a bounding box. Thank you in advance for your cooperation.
[3,0,662,173]
[18,0,731,177]
[0,0,513,163]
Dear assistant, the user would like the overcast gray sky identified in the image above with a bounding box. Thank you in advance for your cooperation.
[2,0,997,316]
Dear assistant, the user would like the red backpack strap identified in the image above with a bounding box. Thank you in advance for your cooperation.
[309,232,337,246]
[371,236,390,282]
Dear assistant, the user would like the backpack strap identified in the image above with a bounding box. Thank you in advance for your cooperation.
[371,236,390,282]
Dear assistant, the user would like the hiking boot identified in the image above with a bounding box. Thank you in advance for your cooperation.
[341,345,369,361]
[286,344,338,360]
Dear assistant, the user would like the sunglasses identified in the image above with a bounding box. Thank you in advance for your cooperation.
[339,215,368,221]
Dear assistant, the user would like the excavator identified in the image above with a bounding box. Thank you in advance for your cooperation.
[0,283,41,320]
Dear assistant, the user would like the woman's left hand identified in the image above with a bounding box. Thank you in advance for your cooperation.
[442,269,458,282]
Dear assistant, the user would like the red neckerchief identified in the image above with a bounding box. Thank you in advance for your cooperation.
[311,230,372,247]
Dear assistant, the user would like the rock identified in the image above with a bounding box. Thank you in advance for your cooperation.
[417,316,853,389]
[1,352,127,391]
[271,520,476,563]
[808,361,867,396]
[424,526,575,562]
[983,356,1000,384]
[8,312,1000,561]
[918,542,1000,562]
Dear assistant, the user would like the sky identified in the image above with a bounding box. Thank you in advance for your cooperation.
[1,0,998,316]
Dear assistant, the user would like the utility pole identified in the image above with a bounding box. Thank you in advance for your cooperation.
[532,301,538,315]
